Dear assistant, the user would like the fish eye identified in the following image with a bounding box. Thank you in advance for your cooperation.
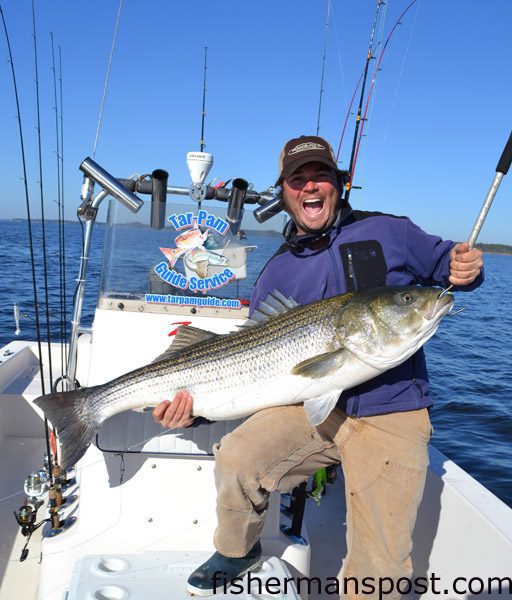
[401,292,414,304]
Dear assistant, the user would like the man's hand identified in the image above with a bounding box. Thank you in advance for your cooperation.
[153,390,195,429]
[449,242,484,286]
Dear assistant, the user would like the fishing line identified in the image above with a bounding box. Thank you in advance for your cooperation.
[0,4,44,385]
[92,0,123,158]
[0,490,26,505]
[330,1,348,119]
[0,3,54,475]
[446,307,466,317]
[381,0,421,145]
[51,423,185,481]
[31,0,54,388]
[316,0,332,136]
[336,70,363,162]
[344,0,384,202]
[349,0,419,193]
[353,0,389,187]
[55,372,344,480]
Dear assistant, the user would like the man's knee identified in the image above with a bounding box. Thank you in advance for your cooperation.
[213,429,269,490]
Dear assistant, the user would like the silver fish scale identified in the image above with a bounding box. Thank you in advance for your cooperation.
[34,287,454,468]
[91,295,349,419]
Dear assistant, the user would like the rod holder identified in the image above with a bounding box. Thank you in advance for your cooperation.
[151,169,169,229]
[227,178,248,235]
[79,157,144,213]
[253,196,285,223]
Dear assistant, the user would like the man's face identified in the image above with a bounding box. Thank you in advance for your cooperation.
[282,162,340,235]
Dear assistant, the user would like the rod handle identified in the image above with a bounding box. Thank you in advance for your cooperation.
[496,131,512,174]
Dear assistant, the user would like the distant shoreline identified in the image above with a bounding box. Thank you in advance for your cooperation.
[4,219,512,254]
[473,244,512,255]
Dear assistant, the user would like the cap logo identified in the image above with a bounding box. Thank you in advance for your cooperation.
[288,142,325,155]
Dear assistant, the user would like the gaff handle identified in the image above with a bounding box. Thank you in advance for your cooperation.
[468,130,512,248]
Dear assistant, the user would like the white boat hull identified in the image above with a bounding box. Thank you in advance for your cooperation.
[1,304,511,599]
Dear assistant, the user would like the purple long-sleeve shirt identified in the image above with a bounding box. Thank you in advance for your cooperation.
[250,209,483,417]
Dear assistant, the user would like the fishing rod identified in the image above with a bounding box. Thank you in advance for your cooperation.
[344,0,384,203]
[348,0,419,195]
[200,46,208,153]
[198,46,208,211]
[65,0,124,388]
[336,69,363,162]
[31,0,54,387]
[50,32,66,387]
[316,0,332,135]
[58,44,68,378]
[467,131,512,248]
[0,3,55,480]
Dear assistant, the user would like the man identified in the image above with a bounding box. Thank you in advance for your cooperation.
[154,135,483,598]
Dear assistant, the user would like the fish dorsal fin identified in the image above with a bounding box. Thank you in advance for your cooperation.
[152,326,220,363]
[303,390,341,426]
[292,348,346,378]
[242,290,299,327]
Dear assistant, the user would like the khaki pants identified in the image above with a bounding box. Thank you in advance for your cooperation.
[213,405,431,599]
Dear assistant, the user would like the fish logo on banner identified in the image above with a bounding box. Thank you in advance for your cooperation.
[154,210,235,293]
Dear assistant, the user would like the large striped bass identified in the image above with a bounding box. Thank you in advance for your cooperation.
[35,286,454,468]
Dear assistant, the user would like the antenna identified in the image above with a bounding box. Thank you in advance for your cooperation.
[200,46,208,152]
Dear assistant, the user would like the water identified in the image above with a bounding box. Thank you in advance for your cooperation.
[0,219,510,508]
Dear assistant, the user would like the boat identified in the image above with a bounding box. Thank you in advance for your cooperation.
[0,146,511,600]
[1,0,512,596]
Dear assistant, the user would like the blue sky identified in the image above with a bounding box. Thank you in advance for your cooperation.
[1,0,511,243]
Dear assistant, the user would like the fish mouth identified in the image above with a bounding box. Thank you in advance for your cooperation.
[422,287,455,321]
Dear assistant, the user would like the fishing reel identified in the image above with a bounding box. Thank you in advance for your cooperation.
[14,500,38,535]
[13,466,51,561]
[24,469,50,500]
[13,499,46,562]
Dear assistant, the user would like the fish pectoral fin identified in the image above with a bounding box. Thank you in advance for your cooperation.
[292,348,345,378]
[303,391,341,426]
[152,326,221,362]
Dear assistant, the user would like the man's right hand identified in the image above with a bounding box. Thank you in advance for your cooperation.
[153,390,195,429]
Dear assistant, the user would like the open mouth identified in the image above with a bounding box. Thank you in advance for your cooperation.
[303,198,325,216]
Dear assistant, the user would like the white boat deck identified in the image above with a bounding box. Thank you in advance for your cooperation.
[1,340,512,599]
[0,437,46,600]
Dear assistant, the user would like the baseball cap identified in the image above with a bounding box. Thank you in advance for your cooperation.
[277,135,338,183]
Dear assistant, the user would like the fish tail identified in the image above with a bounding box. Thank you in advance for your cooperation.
[34,389,101,469]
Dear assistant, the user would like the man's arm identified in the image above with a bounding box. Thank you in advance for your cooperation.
[405,219,484,290]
